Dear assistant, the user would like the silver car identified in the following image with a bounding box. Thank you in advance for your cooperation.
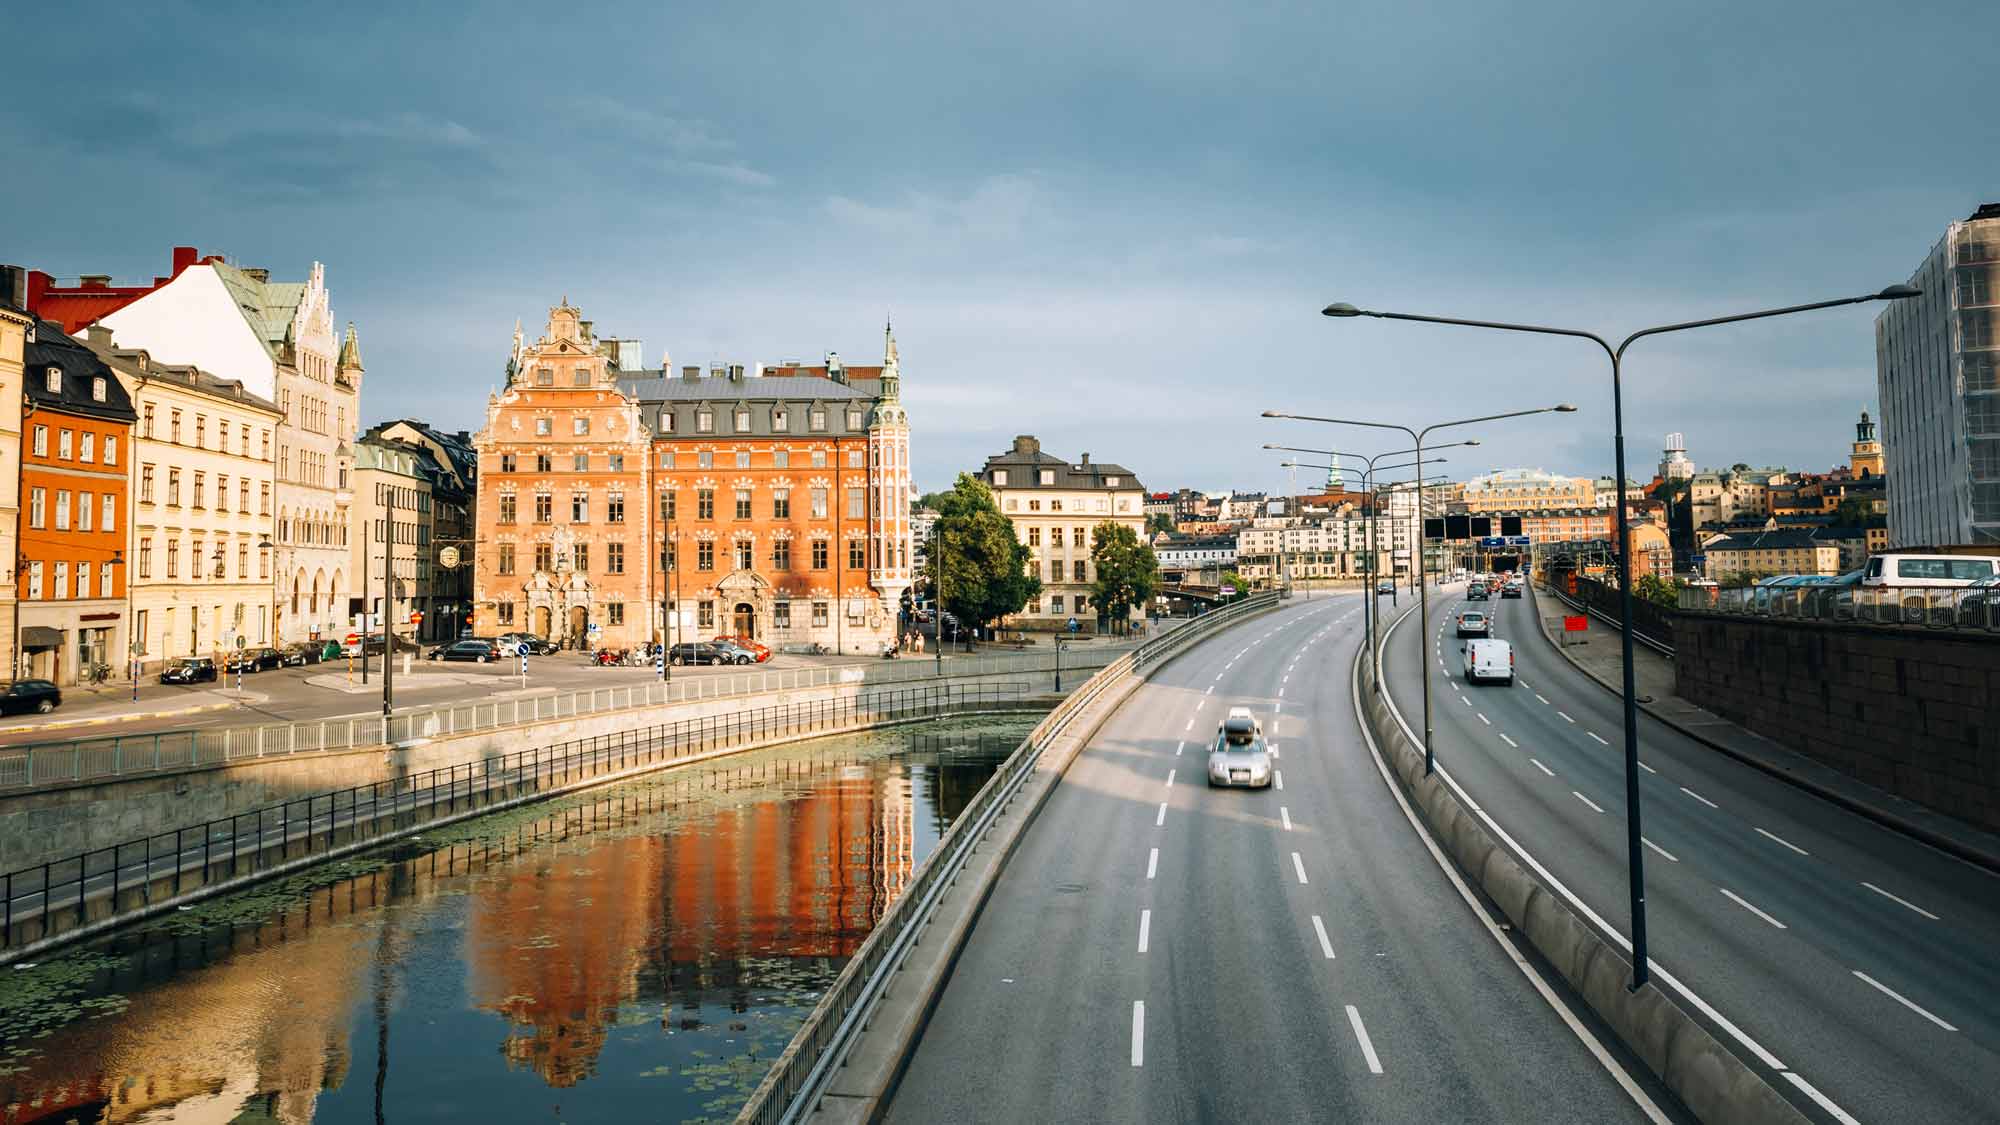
[1207,712,1273,789]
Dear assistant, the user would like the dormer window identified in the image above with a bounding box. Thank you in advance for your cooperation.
[1040,469,1055,485]
[810,408,826,432]
[91,377,107,402]
[847,408,863,430]
[1107,476,1120,487]
[772,409,788,432]
[659,409,675,432]
[734,407,751,432]
[992,470,1009,486]
[697,409,714,433]
[45,367,60,393]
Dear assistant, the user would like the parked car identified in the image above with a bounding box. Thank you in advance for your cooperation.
[278,642,322,666]
[1206,709,1273,789]
[1455,610,1491,638]
[0,679,61,715]
[428,639,499,663]
[160,658,218,684]
[1375,579,1395,595]
[710,635,771,662]
[315,639,345,661]
[224,647,282,674]
[710,640,760,665]
[666,642,727,666]
[341,634,386,658]
[1462,638,1514,684]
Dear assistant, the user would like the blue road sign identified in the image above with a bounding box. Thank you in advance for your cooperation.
[1505,535,1532,547]
[518,652,528,675]
[1478,536,1507,548]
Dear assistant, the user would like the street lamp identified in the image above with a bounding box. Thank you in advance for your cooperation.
[1275,453,1446,630]
[1317,283,1918,992]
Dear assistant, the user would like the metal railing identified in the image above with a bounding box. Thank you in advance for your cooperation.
[1678,583,2000,634]
[740,591,1284,1124]
[1541,579,1676,657]
[1,681,1030,956]
[0,643,1135,792]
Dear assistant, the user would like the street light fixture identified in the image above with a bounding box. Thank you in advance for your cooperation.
[1315,283,1918,992]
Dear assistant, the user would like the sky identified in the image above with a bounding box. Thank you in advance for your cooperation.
[7,0,1995,497]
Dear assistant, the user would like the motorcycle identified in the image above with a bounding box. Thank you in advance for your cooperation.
[592,648,627,667]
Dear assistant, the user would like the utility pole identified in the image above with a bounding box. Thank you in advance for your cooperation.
[382,488,394,720]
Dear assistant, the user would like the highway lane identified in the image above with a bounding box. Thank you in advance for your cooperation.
[887,593,1666,1124]
[1384,581,2000,1124]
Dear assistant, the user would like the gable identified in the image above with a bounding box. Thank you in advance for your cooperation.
[92,265,278,400]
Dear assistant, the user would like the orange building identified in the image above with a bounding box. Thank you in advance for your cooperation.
[17,322,136,683]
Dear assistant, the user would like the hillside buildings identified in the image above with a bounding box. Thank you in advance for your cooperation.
[978,436,1145,630]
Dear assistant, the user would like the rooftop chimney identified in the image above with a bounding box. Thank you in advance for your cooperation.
[1080,453,1090,466]
[728,364,744,381]
[79,274,111,288]
[172,246,200,275]
[241,267,269,283]
[682,365,701,382]
[1012,435,1039,456]
[85,325,113,348]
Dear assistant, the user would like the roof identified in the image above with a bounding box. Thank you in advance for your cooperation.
[83,336,280,415]
[616,374,875,402]
[210,263,305,353]
[979,435,1145,492]
[22,320,139,422]
[1705,530,1835,552]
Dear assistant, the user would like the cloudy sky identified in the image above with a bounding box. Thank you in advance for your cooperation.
[7,0,1994,495]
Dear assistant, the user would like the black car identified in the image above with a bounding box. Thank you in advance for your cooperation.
[225,647,282,674]
[1467,584,1490,601]
[278,642,323,666]
[1501,583,1523,599]
[666,642,727,666]
[160,658,218,684]
[428,639,499,663]
[0,680,61,715]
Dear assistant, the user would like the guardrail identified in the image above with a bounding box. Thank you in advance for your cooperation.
[1,681,1031,958]
[1540,581,1676,657]
[740,591,1284,1124]
[0,643,1135,792]
[1678,582,2000,634]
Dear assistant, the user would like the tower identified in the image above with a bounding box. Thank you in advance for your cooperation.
[1851,409,1883,479]
[1659,432,1693,481]
[868,320,913,634]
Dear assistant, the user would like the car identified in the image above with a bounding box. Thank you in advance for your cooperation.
[0,679,61,715]
[160,658,218,684]
[1462,638,1514,684]
[494,633,556,656]
[667,642,727,666]
[1455,610,1491,638]
[1375,579,1395,595]
[225,647,282,674]
[277,642,322,666]
[315,639,345,662]
[1226,705,1263,739]
[1207,710,1273,788]
[428,639,499,663]
[341,634,387,658]
[1467,583,1489,601]
[710,641,759,666]
[1501,581,1523,599]
[711,635,772,662]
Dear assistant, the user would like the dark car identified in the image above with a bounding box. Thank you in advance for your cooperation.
[709,641,759,666]
[160,658,218,684]
[278,641,324,666]
[428,639,499,663]
[667,642,727,666]
[1467,584,1490,601]
[225,647,282,674]
[1501,582,1523,599]
[0,680,61,715]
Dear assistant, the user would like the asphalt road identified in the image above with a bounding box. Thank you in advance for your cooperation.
[886,593,1667,1124]
[1388,582,2000,1125]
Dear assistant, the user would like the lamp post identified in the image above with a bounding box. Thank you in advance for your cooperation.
[1264,404,1577,784]
[1314,283,1918,991]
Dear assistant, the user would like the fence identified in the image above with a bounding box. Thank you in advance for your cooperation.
[740,591,1284,1124]
[0,643,1133,792]
[1678,582,2000,634]
[0,681,1029,956]
[1554,575,1678,653]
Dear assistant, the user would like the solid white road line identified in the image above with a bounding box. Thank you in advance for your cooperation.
[1719,887,1788,929]
[1477,712,1491,725]
[1535,693,1550,704]
[1165,769,1176,788]
[1642,837,1679,862]
[1155,802,1167,827]
[1280,806,1292,832]
[1137,909,1152,953]
[1345,1006,1383,1075]
[1459,694,1471,706]
[1131,1001,1145,1066]
[1861,881,1939,920]
[1311,914,1336,960]
[1530,758,1555,777]
[1586,731,1609,745]
[1557,710,1575,723]
[1205,685,1213,695]
[1184,718,1193,731]
[1638,761,1658,774]
[1146,848,1158,880]
[1275,702,1282,713]
[1291,852,1309,884]
[1275,770,1285,790]
[1755,827,1810,856]
[1573,791,1605,814]
[1175,740,1184,756]
[1680,786,1720,809]
[1782,1073,1863,1125]
[1852,970,1957,1032]
[1499,733,1519,748]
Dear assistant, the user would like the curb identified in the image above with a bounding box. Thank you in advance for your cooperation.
[0,699,247,736]
[1524,583,2000,875]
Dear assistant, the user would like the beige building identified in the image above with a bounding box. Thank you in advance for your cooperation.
[93,331,281,669]
[1462,469,1598,513]
[0,272,27,676]
[351,436,433,641]
[1700,529,1841,582]
[979,436,1146,630]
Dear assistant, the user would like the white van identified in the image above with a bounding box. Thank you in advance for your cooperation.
[1861,554,2000,588]
[1462,638,1513,684]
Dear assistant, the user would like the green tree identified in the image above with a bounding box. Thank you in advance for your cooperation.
[926,473,1041,636]
[1146,511,1175,536]
[1633,573,1677,608]
[1089,522,1161,634]
[1219,572,1250,595]
[1833,496,1886,529]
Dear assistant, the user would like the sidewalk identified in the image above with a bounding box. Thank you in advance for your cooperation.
[0,686,272,737]
[1525,581,2000,871]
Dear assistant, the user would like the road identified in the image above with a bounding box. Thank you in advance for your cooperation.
[887,593,1668,1123]
[1386,581,2000,1125]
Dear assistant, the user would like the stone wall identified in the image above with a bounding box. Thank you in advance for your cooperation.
[1672,613,2000,832]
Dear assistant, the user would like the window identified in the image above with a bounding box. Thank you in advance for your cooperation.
[775,601,791,628]
[1073,560,1087,582]
[573,417,589,436]
[992,470,1009,486]
[58,430,73,460]
[105,436,116,466]
[736,541,753,570]
[810,409,826,432]
[535,418,552,436]
[847,409,863,430]
[1076,595,1089,613]
[812,539,829,569]
[773,410,788,433]
[1040,469,1055,485]
[773,539,792,570]
[142,404,155,438]
[774,449,790,468]
[1050,595,1064,614]
[138,539,152,579]
[54,491,70,531]
[573,366,590,387]
[571,492,590,521]
[735,408,751,432]
[849,541,865,570]
[574,543,589,572]
[166,541,179,579]
[194,416,206,447]
[661,491,676,520]
[27,487,44,529]
[535,366,554,386]
[573,452,589,472]
[608,453,624,472]
[534,492,552,522]
[697,541,715,570]
[1048,559,1059,581]
[237,544,248,581]
[1073,527,1087,548]
[26,561,41,600]
[55,561,68,600]
[811,487,829,519]
[193,472,205,508]
[697,450,714,469]
[499,494,517,523]
[44,368,59,393]
[812,601,829,628]
[607,542,625,574]
[699,600,716,629]
[31,426,45,457]
[535,543,553,571]
[607,602,624,625]
[1028,527,1041,547]
[847,487,864,519]
[259,483,270,515]
[498,543,516,575]
[847,449,863,468]
[80,433,95,463]
[607,491,625,522]
[697,410,714,433]
[239,480,250,513]
[139,465,156,504]
[536,453,552,472]
[79,492,92,532]
[1052,500,1064,512]
[501,453,516,472]
[735,488,752,519]
[219,420,229,450]
[735,451,750,468]
[773,489,790,519]
[659,450,675,469]
[697,488,715,519]
[497,602,516,625]
[811,450,827,468]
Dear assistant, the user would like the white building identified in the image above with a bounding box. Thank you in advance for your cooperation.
[980,436,1146,630]
[1659,433,1694,482]
[1154,533,1237,576]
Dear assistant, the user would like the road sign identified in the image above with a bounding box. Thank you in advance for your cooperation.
[519,652,529,675]
[1479,536,1507,548]
[1564,615,1588,632]
[1691,554,1707,567]
[588,621,602,635]
[1505,536,1532,547]
[410,611,424,626]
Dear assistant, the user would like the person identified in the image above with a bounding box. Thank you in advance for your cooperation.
[912,631,925,654]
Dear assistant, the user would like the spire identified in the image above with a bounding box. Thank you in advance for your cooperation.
[879,317,902,403]
[884,316,899,368]
[338,321,362,371]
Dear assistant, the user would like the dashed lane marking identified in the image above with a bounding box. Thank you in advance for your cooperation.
[1573,791,1605,814]
[1681,786,1719,810]
[1643,837,1679,862]
[1719,887,1787,929]
[1852,971,1957,1031]
[1861,882,1938,920]
[1755,827,1809,856]
[1530,758,1554,777]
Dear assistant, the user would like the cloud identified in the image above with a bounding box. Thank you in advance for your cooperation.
[565,95,732,153]
[824,174,1042,242]
[672,160,777,188]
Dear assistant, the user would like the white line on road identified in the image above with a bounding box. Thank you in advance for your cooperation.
[1852,970,1957,1031]
[1137,909,1151,953]
[1642,837,1679,863]
[1534,693,1550,704]
[1459,694,1470,705]
[1528,758,1555,776]
[1573,791,1605,813]
[1782,1074,1862,1125]
[1185,718,1193,731]
[1274,770,1285,790]
[1155,802,1167,827]
[1499,733,1518,747]
[1269,743,1280,758]
[1275,702,1282,713]
[1131,1001,1145,1066]
[1586,731,1609,745]
[1638,761,1658,774]
[1477,712,1491,725]
[1174,740,1184,756]
[1291,851,1309,884]
[1680,786,1719,809]
[1861,881,1939,920]
[1345,1006,1383,1074]
[1280,806,1292,831]
[1311,914,1336,960]
[1205,685,1213,695]
[1556,710,1575,723]
[1165,769,1176,788]
[1719,887,1787,929]
[1755,827,1810,856]
[1146,848,1158,880]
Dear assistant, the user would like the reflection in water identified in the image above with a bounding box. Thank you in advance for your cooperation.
[0,719,1027,1123]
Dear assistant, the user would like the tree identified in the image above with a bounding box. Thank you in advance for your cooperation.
[1090,522,1161,633]
[1146,512,1175,536]
[926,473,1040,636]
[1219,572,1250,595]
[1833,496,1886,529]
[1633,573,1678,608]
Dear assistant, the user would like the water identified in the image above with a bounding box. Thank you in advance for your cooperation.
[0,716,1034,1124]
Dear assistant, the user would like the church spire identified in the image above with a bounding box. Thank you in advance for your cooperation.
[337,321,363,372]
[880,317,901,403]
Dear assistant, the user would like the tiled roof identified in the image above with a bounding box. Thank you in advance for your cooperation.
[1707,530,1831,551]
[616,374,874,402]
[980,435,1144,492]
[23,321,139,422]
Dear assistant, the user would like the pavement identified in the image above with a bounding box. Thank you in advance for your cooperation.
[1393,581,2000,1125]
[886,593,1672,1124]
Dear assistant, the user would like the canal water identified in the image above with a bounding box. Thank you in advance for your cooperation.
[0,714,1035,1124]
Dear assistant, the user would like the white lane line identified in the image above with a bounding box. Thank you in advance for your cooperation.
[1345,1006,1383,1074]
[1146,848,1159,880]
[1586,731,1609,745]
[1175,741,1184,757]
[1477,712,1491,726]
[1680,786,1719,809]
[1275,702,1282,713]
[1530,758,1555,777]
[1782,1074,1862,1125]
[1459,694,1470,706]
[1269,743,1281,758]
[1291,851,1309,884]
[1311,914,1336,960]
[1499,733,1518,748]
[1852,970,1957,1032]
[1137,909,1152,954]
[1205,685,1213,695]
[1274,770,1285,790]
[1642,837,1679,863]
[1638,761,1658,774]
[1755,827,1810,856]
[1572,791,1605,814]
[1719,887,1787,929]
[1556,710,1575,723]
[1534,693,1550,704]
[1861,881,1939,920]
[1165,769,1176,788]
[1155,802,1167,827]
[1131,1001,1145,1066]
[1280,806,1292,831]
[1282,673,1290,683]
[1185,718,1194,731]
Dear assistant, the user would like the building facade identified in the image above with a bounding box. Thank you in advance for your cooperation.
[979,436,1146,630]
[1700,529,1842,581]
[374,420,477,642]
[1876,202,2000,547]
[351,437,434,642]
[1462,469,1599,513]
[0,270,28,680]
[93,331,281,671]
[18,324,136,683]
